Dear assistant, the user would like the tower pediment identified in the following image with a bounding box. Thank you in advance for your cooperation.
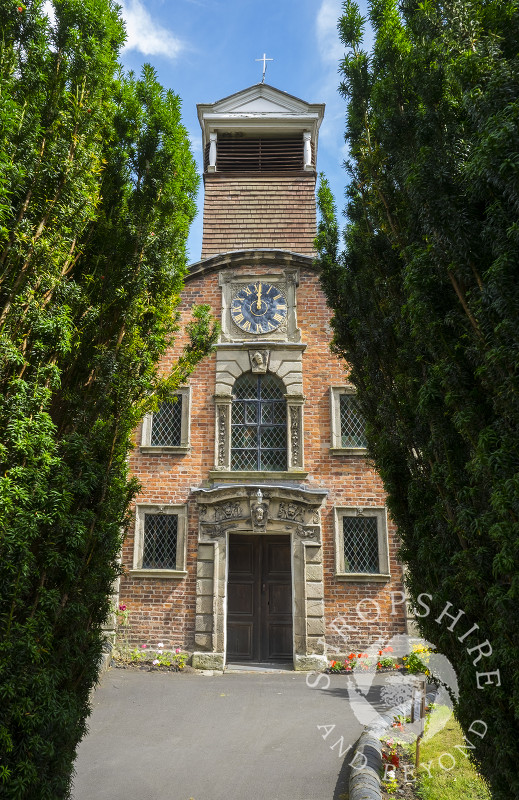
[197,83,325,151]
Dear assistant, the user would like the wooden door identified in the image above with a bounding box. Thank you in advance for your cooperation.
[227,535,292,662]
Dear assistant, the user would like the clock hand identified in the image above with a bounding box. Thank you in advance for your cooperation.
[257,283,262,310]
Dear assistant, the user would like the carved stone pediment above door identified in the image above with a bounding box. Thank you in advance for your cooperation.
[191,484,328,672]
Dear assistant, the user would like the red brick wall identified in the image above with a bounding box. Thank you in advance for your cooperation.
[121,265,406,654]
[201,174,317,258]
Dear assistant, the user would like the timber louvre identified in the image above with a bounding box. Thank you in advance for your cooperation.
[204,136,305,172]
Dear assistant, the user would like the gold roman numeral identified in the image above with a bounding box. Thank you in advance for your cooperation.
[255,323,264,333]
[242,321,251,331]
[233,313,244,323]
[273,313,284,322]
[243,286,252,295]
[273,293,282,300]
[276,304,287,311]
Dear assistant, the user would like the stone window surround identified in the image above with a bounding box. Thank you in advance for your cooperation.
[191,483,328,672]
[131,503,188,578]
[329,386,368,455]
[333,506,390,582]
[140,387,191,454]
[212,342,306,479]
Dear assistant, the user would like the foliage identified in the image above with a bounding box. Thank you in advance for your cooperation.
[415,707,492,800]
[316,0,519,797]
[0,1,217,797]
[402,646,431,676]
[113,606,188,669]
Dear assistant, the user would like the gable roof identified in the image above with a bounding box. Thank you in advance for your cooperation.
[197,83,325,151]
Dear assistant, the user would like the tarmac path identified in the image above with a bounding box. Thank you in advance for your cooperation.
[72,668,390,800]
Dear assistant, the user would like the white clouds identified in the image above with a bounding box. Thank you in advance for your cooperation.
[314,0,345,153]
[119,0,185,59]
[316,0,344,65]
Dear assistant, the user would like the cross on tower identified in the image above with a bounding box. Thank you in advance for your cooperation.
[255,53,273,83]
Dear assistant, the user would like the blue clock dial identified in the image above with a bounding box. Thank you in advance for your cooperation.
[231,282,287,335]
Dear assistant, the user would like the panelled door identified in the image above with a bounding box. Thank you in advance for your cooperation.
[227,534,292,662]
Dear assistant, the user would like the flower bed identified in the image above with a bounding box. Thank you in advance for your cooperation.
[325,644,432,675]
[325,646,401,673]
[112,603,189,671]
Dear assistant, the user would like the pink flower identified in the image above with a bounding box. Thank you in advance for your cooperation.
[152,659,159,665]
[141,644,147,649]
[119,604,126,611]
[175,648,180,654]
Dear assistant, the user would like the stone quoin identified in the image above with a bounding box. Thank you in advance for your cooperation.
[118,82,408,670]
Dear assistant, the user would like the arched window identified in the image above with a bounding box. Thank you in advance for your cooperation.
[231,372,287,471]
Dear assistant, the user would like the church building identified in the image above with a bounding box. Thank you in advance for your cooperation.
[120,82,407,670]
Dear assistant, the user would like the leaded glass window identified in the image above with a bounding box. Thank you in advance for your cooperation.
[339,394,367,448]
[343,516,379,573]
[231,372,287,471]
[142,514,178,569]
[150,398,182,446]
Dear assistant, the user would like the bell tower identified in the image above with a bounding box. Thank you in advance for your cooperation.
[197,83,325,258]
[122,80,407,675]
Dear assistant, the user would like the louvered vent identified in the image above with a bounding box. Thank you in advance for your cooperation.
[204,136,306,172]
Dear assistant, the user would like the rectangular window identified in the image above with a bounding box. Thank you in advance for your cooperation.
[339,393,367,448]
[132,505,187,576]
[140,387,190,452]
[334,507,390,581]
[142,514,178,569]
[343,515,379,573]
[150,399,182,446]
[330,387,367,453]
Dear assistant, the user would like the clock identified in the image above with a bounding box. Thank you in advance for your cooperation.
[230,281,287,335]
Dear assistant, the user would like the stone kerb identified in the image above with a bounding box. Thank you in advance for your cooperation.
[348,687,438,800]
[349,731,383,800]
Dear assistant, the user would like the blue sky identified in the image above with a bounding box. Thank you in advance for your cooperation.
[116,0,372,263]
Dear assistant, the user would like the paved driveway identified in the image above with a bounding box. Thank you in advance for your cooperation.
[72,668,390,800]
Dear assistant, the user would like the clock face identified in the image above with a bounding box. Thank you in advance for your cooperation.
[231,281,287,335]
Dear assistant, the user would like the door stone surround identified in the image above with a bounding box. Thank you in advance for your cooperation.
[191,484,328,671]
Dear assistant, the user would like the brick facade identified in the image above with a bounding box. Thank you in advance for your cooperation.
[119,84,407,668]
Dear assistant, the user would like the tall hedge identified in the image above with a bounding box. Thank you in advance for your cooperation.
[0,1,217,797]
[316,1,519,797]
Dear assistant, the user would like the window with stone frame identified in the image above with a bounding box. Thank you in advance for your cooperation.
[334,507,390,580]
[132,505,187,576]
[231,372,287,471]
[329,387,367,452]
[140,388,190,451]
